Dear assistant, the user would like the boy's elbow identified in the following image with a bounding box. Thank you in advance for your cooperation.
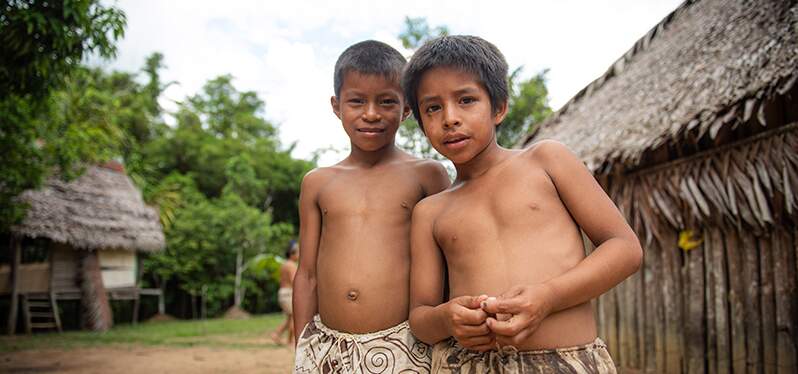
[626,236,644,275]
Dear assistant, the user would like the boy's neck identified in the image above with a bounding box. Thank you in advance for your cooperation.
[346,143,401,168]
[454,139,511,182]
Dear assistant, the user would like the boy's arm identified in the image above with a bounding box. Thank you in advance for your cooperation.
[292,171,323,341]
[484,141,643,343]
[409,200,493,351]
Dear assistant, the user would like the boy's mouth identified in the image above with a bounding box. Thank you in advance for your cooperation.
[357,127,385,134]
[443,135,470,148]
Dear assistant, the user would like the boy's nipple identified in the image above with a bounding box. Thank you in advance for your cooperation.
[346,289,359,301]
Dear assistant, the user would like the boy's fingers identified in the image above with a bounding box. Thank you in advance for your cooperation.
[481,296,523,315]
[486,316,525,336]
[455,323,490,337]
[454,295,486,309]
[460,307,489,325]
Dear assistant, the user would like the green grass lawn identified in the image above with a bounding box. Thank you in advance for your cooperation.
[0,313,285,353]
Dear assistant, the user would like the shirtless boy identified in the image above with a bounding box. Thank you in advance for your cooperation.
[271,241,298,345]
[292,40,450,373]
[404,35,643,373]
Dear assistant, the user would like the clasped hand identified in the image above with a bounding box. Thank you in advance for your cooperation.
[445,283,555,352]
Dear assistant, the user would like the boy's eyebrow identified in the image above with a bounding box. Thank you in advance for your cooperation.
[419,94,440,105]
[343,88,402,97]
[453,87,479,95]
[419,86,480,105]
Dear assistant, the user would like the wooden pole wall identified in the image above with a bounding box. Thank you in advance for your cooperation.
[597,226,798,373]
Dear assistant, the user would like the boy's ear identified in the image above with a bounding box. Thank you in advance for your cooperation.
[493,100,509,127]
[402,104,412,122]
[330,96,342,119]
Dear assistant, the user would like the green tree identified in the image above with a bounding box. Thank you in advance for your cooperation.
[0,0,126,230]
[398,16,449,50]
[500,68,553,147]
[135,73,311,316]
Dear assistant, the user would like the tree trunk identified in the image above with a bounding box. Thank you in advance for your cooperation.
[6,236,21,335]
[80,250,113,331]
[234,248,243,307]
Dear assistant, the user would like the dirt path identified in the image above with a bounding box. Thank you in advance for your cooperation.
[0,343,295,374]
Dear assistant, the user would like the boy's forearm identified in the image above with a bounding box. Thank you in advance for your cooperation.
[409,304,450,345]
[544,236,642,312]
[292,270,317,341]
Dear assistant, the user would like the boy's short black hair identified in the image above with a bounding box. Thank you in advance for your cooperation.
[334,40,406,98]
[402,35,509,128]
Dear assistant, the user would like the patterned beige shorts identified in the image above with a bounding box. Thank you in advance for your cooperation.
[432,337,617,373]
[293,315,432,373]
[278,288,292,314]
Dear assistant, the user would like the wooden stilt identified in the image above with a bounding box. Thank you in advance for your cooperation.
[6,236,21,335]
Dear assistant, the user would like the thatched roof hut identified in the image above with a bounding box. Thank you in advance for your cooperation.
[523,0,797,175]
[521,0,797,372]
[4,162,164,334]
[12,164,164,252]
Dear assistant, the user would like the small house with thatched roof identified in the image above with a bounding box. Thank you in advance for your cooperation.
[2,161,165,334]
[521,0,797,372]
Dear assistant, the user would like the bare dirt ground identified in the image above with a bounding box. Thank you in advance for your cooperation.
[0,336,296,374]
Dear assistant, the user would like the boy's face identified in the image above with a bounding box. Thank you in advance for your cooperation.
[416,67,507,164]
[331,71,410,152]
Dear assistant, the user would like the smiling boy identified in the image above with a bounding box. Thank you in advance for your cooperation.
[404,35,642,373]
[292,40,450,373]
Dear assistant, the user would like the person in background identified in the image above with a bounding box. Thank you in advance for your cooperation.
[271,240,298,345]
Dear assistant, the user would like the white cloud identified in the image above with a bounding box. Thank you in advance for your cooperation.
[103,0,682,166]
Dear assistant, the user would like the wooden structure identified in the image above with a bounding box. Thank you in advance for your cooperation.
[521,0,798,372]
[3,162,165,333]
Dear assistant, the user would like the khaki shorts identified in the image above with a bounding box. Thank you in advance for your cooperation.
[293,315,432,373]
[432,337,616,373]
[278,288,292,314]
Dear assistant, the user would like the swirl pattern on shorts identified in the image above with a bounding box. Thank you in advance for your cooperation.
[293,316,432,374]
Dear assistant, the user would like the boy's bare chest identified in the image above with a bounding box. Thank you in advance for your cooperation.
[318,170,423,219]
[432,168,559,249]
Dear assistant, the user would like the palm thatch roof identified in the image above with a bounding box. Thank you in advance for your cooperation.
[521,0,798,174]
[11,164,165,252]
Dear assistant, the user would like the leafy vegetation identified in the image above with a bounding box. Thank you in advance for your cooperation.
[2,2,312,318]
[0,0,127,230]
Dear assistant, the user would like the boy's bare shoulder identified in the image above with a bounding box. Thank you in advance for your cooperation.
[301,165,345,192]
[407,158,447,178]
[393,151,449,192]
[520,139,579,168]
[412,186,450,219]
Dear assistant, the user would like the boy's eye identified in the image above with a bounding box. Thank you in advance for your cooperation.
[348,98,365,105]
[425,104,441,114]
[381,98,399,105]
[460,97,476,105]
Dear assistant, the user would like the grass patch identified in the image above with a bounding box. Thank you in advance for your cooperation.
[0,313,285,353]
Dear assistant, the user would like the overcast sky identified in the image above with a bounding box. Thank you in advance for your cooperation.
[100,0,683,166]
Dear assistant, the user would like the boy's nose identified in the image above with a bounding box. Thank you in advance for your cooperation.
[442,106,461,128]
[362,103,381,122]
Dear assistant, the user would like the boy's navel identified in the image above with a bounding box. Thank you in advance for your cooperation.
[322,208,328,215]
[401,201,409,209]
[346,289,359,301]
